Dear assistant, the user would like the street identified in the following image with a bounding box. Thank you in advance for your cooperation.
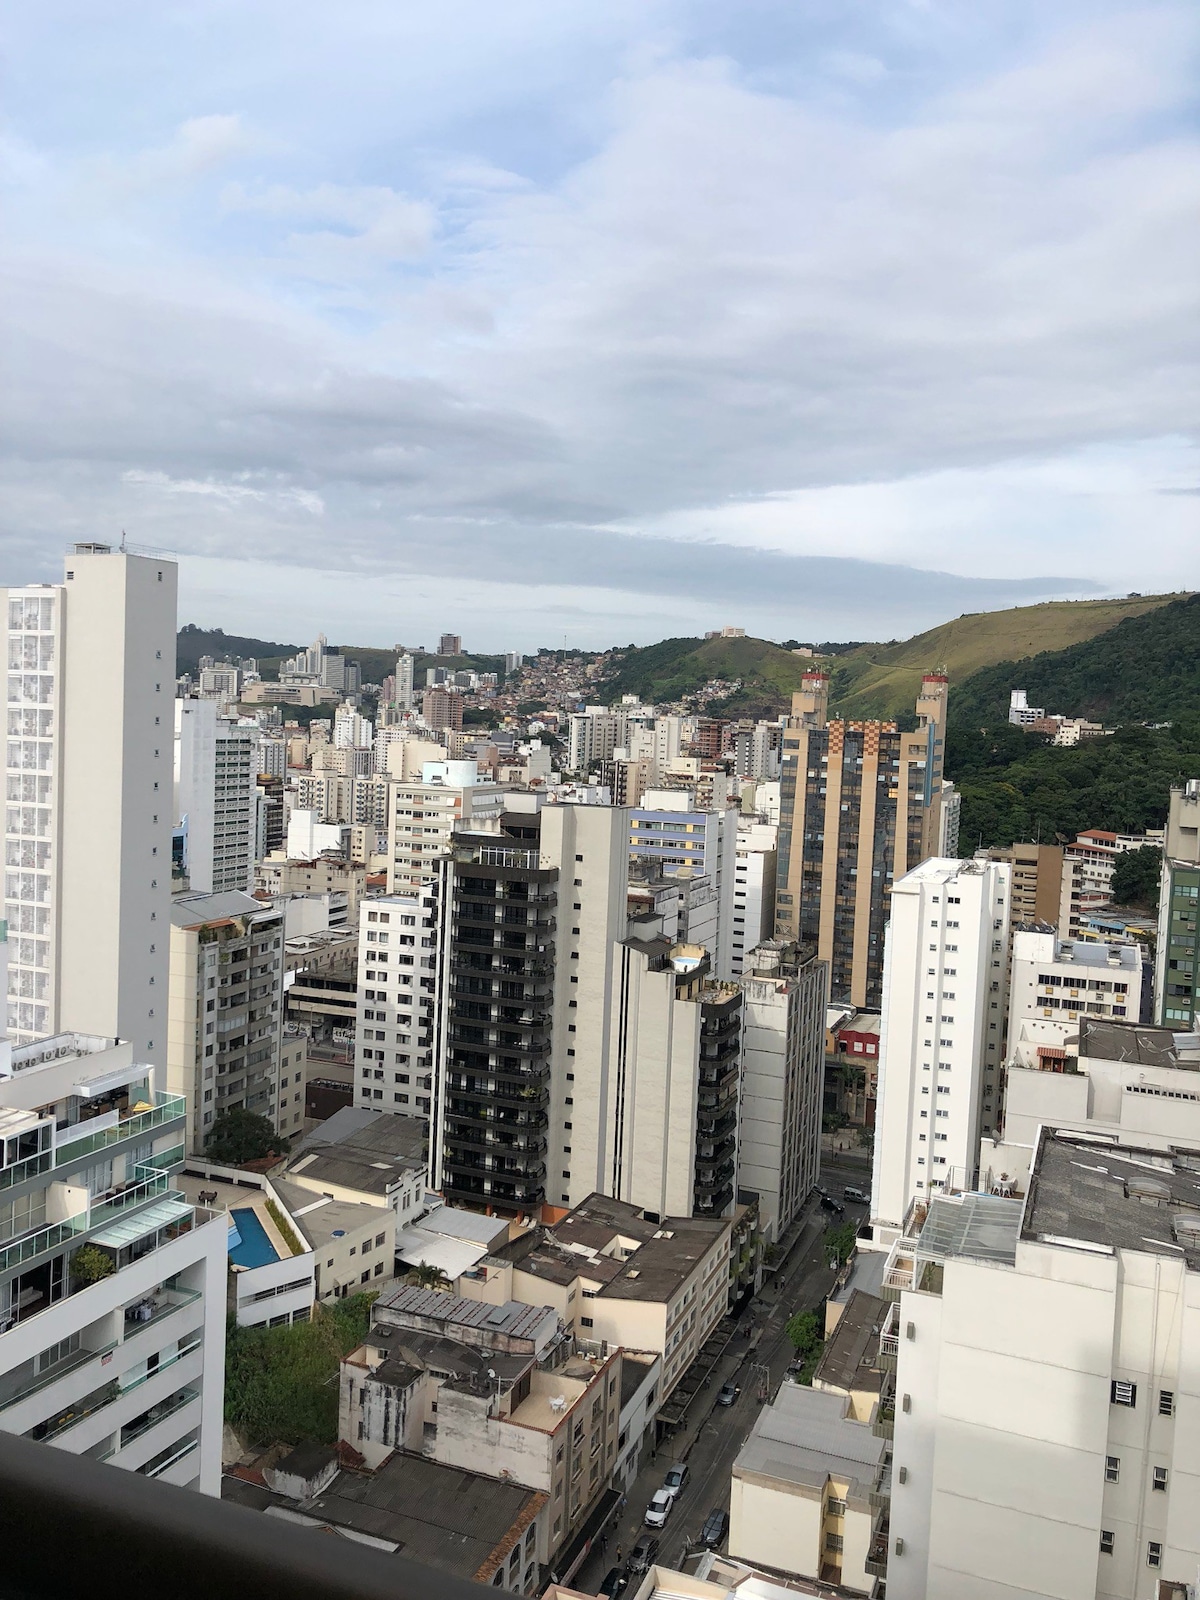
[572,1153,872,1594]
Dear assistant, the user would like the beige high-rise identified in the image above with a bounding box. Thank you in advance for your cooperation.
[774,671,949,1009]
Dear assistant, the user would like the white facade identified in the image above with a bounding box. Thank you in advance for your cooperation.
[174,699,258,894]
[394,654,415,710]
[885,1132,1200,1600]
[387,767,506,894]
[628,798,740,978]
[738,944,826,1242]
[730,822,777,977]
[356,891,439,1120]
[3,548,176,1056]
[0,1029,226,1494]
[1008,931,1142,1069]
[871,858,1011,1237]
[567,708,627,775]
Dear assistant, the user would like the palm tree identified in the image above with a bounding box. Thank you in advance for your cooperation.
[405,1262,451,1292]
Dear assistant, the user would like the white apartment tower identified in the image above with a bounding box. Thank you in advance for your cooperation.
[883,1129,1200,1599]
[173,700,258,895]
[355,890,441,1122]
[871,857,1011,1238]
[0,1019,226,1493]
[394,653,415,711]
[3,546,176,1056]
[730,820,777,977]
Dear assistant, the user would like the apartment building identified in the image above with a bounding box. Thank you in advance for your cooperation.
[463,1193,732,1403]
[566,708,627,776]
[1007,930,1143,1070]
[729,1378,884,1592]
[628,794,739,978]
[421,686,464,732]
[882,1129,1200,1599]
[774,672,950,1010]
[354,889,440,1121]
[432,804,629,1215]
[174,700,258,894]
[738,941,827,1243]
[256,852,368,916]
[730,820,777,977]
[167,892,285,1152]
[341,1286,616,1571]
[3,546,176,1053]
[988,841,1065,929]
[0,1030,226,1493]
[871,857,1011,1238]
[597,938,742,1220]
[386,762,506,894]
[1156,780,1200,1029]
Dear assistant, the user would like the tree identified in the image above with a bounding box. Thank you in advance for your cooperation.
[205,1109,288,1166]
[404,1262,451,1291]
[823,1221,858,1270]
[785,1310,822,1358]
[1111,844,1162,910]
[70,1244,115,1288]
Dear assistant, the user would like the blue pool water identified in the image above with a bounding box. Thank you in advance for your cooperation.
[228,1207,280,1269]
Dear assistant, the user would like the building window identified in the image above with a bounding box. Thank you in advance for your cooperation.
[1147,1542,1162,1568]
[1152,1466,1168,1491]
[1104,1456,1119,1482]
[1111,1380,1136,1407]
[1159,1389,1175,1416]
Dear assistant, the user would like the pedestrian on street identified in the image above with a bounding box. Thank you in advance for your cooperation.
[616,1545,622,1564]
[601,1532,608,1554]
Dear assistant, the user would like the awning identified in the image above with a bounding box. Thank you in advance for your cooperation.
[89,1197,193,1250]
[1036,1046,1067,1060]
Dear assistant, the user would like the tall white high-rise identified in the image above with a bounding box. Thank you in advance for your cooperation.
[3,546,176,1056]
[174,700,258,895]
[394,653,415,711]
[871,857,1011,1239]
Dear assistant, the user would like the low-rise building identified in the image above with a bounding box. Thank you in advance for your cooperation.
[1007,929,1143,1071]
[225,1449,548,1595]
[178,1166,315,1330]
[281,1105,427,1229]
[461,1194,732,1403]
[729,1379,884,1593]
[271,1177,397,1303]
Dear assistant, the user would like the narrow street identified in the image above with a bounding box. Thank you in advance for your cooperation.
[572,1153,872,1594]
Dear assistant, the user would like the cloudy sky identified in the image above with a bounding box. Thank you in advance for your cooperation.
[2,2,1196,650]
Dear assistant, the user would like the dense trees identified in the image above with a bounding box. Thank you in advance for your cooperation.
[225,1295,377,1447]
[1111,845,1163,910]
[205,1109,289,1166]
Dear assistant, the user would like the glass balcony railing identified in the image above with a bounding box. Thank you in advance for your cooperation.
[120,1386,199,1449]
[52,1096,186,1168]
[139,1435,200,1478]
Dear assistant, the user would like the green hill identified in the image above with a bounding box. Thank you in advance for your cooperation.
[176,625,300,676]
[948,593,1200,730]
[596,635,822,718]
[827,594,1183,721]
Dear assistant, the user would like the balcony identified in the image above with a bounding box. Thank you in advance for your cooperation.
[871,1392,895,1440]
[878,1303,899,1372]
[864,1518,890,1579]
[880,1238,918,1302]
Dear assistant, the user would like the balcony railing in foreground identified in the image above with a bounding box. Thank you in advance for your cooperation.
[0,1427,509,1599]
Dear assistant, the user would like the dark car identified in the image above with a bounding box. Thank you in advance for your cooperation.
[820,1194,845,1215]
[700,1508,730,1548]
[627,1538,660,1576]
[598,1567,627,1598]
[716,1381,740,1407]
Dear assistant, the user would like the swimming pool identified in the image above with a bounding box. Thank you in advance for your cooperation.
[228,1207,280,1269]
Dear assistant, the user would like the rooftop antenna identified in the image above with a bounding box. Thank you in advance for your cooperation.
[119,529,127,552]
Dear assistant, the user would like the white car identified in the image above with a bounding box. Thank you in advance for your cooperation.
[644,1490,675,1529]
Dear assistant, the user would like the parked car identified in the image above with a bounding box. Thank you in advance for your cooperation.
[662,1462,689,1498]
[716,1381,740,1407]
[820,1195,845,1215]
[843,1186,869,1204]
[700,1508,730,1548]
[644,1489,675,1528]
[598,1567,627,1597]
[627,1538,660,1576]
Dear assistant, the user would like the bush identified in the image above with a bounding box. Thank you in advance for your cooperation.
[225,1292,378,1447]
[206,1109,288,1166]
[823,1221,858,1270]
[70,1244,115,1287]
[1111,844,1162,910]
[265,1198,304,1257]
[784,1310,825,1384]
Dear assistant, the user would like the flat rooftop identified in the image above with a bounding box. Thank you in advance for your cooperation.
[812,1290,886,1395]
[224,1452,544,1584]
[284,1106,426,1195]
[373,1282,557,1343]
[1024,1130,1200,1270]
[733,1382,882,1501]
[1078,1020,1200,1069]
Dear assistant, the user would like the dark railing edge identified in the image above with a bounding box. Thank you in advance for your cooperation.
[0,1431,512,1600]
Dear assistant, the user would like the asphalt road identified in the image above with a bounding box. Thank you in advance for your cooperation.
[574,1154,872,1595]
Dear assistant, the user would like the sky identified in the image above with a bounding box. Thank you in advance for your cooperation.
[1,1,1196,651]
